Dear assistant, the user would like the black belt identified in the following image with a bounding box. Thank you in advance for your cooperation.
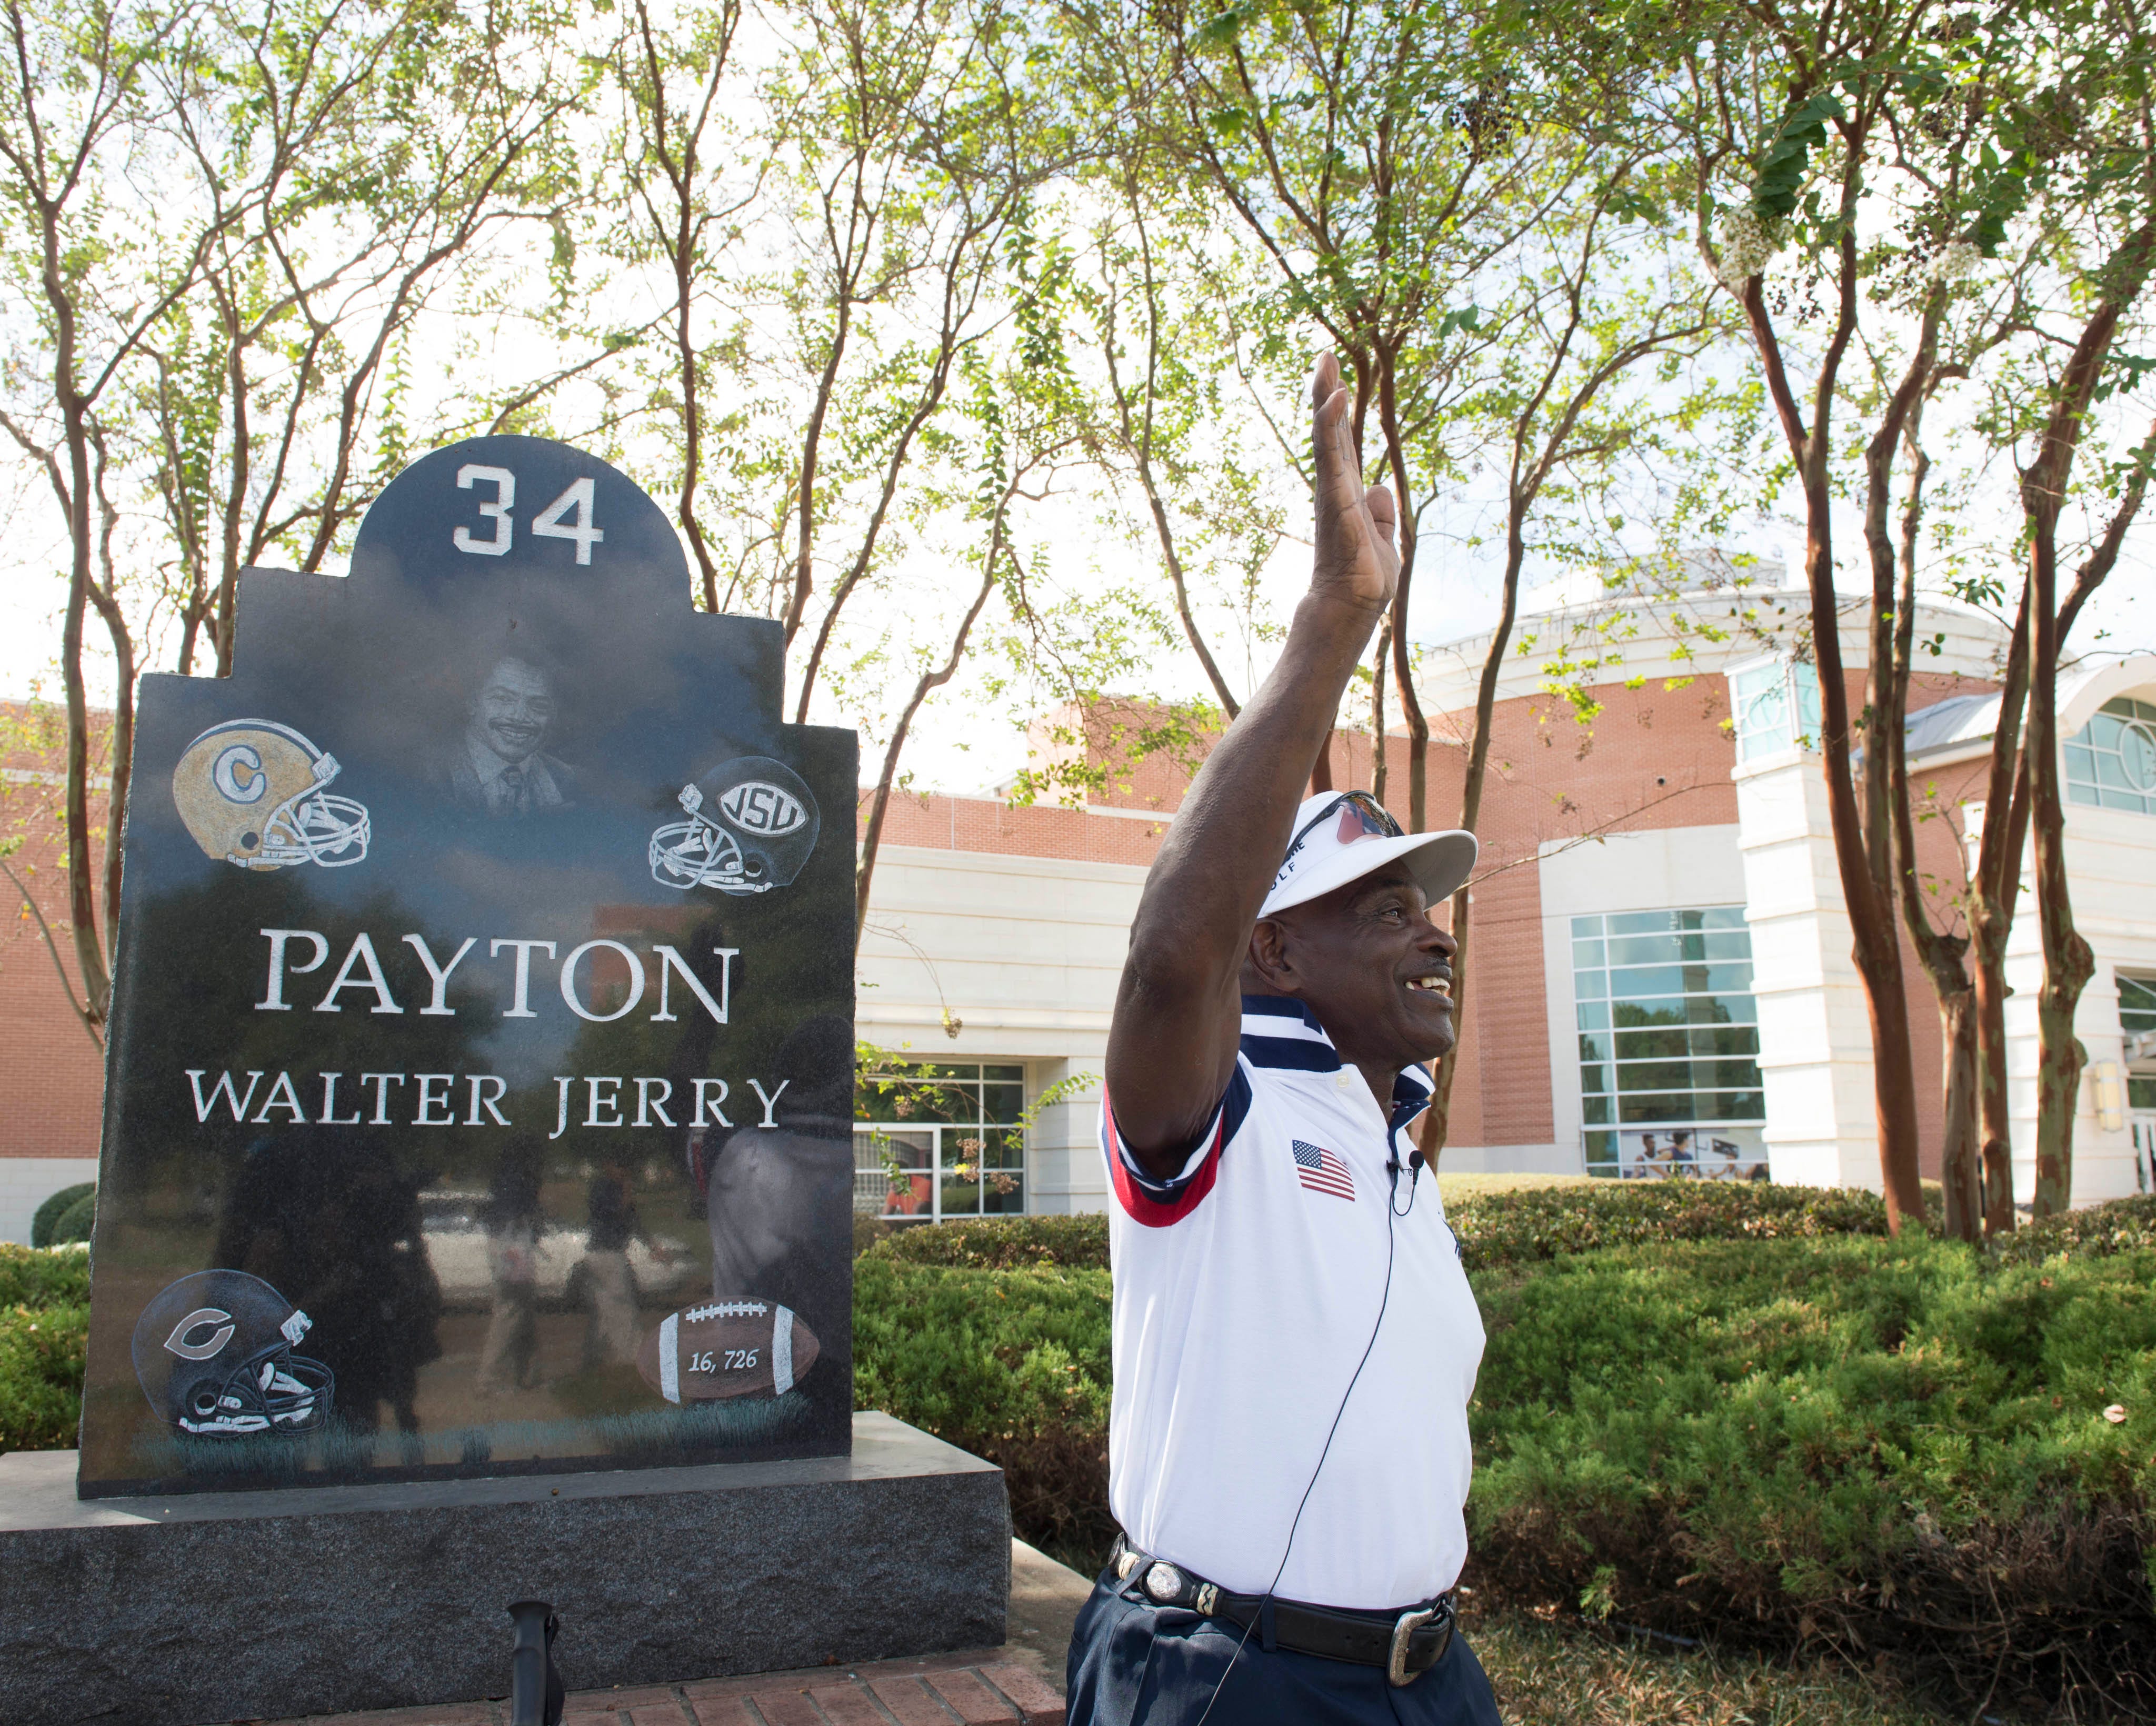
[1106,1534,1455,1687]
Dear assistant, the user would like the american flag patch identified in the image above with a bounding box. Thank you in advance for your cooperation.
[1292,1140,1355,1201]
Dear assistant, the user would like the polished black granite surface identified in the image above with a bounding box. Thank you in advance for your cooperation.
[82,437,856,1497]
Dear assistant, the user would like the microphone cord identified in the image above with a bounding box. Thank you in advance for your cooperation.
[1186,1150,1420,1725]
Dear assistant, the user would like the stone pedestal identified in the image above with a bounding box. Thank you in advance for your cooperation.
[0,1412,1006,1726]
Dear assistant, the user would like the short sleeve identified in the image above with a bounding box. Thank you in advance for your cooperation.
[1100,1061,1254,1228]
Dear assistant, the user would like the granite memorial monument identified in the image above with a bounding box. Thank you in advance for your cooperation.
[0,438,1009,1724]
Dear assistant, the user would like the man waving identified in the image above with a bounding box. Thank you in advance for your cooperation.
[1066,354,1501,1725]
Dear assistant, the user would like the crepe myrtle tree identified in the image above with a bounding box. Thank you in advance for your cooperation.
[1644,0,2027,1231]
[1142,0,1559,830]
[0,0,586,1045]
[1642,0,2156,1230]
[611,0,1081,717]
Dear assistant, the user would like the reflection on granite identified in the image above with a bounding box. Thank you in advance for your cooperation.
[83,436,857,1498]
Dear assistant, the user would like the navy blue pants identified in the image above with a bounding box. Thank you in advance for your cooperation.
[1066,1570,1505,1726]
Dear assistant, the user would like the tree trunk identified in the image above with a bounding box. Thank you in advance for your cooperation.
[2027,534,2095,1215]
[1378,386,1428,832]
[1970,754,2031,1233]
[1369,618,1389,807]
[1420,501,1528,1163]
[1937,988,1981,1240]
[1736,242,1923,1231]
[2025,527,2094,1218]
[2011,228,2155,1213]
[855,525,1007,951]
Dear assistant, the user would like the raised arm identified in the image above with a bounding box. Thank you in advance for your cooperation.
[1105,354,1399,1175]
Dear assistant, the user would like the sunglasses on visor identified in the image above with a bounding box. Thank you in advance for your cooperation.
[1277,790,1404,875]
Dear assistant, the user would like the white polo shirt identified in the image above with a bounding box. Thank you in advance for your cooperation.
[1100,995,1485,1611]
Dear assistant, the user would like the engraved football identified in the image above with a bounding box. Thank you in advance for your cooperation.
[635,1298,819,1403]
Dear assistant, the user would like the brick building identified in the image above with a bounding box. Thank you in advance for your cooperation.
[4,563,2154,1238]
[851,560,2156,1216]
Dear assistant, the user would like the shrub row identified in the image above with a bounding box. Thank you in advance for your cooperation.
[13,1198,2155,1715]
[0,1304,86,1453]
[853,1256,1113,1568]
[0,1241,89,1308]
[854,1183,2156,1275]
[1991,1191,2156,1264]
[31,1182,94,1248]
[859,1213,1111,1271]
[853,1206,2156,1717]
[1442,1179,1915,1270]
[1466,1233,2156,1720]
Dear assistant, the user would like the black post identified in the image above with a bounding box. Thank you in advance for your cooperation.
[506,1600,564,1726]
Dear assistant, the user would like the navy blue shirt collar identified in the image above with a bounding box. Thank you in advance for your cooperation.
[1240,993,1434,1133]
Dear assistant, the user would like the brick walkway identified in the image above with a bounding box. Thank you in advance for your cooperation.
[273,1651,1063,1726]
[257,1541,1090,1726]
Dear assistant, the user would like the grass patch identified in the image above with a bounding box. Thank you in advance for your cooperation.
[1465,1603,1942,1725]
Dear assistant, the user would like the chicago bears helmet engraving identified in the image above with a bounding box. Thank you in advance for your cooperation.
[650,756,819,895]
[131,1269,335,1437]
[172,719,371,870]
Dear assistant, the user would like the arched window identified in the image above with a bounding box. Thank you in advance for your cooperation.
[2065,696,2156,814]
[1730,657,1822,762]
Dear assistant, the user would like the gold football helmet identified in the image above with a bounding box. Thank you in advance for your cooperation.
[172,719,371,870]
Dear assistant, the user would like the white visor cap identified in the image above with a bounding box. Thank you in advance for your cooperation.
[1257,790,1478,920]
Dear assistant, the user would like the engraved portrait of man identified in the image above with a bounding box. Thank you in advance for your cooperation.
[430,653,577,817]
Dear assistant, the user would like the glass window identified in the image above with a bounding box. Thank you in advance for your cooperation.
[1573,908,1769,1180]
[855,1060,1026,1220]
[2067,696,2156,814]
[2118,974,2156,1035]
[1731,658,1823,762]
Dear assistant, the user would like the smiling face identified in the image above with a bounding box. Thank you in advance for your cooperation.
[1246,858,1458,1071]
[467,657,557,767]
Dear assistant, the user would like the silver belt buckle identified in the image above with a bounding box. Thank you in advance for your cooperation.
[1386,1605,1436,1688]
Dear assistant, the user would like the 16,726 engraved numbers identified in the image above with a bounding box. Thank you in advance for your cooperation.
[686,1349,759,1375]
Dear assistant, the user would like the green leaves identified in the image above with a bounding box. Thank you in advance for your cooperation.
[1751,87,1845,222]
[1967,142,2033,258]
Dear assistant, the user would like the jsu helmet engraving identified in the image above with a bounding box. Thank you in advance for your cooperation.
[650,756,820,895]
[172,719,371,870]
[131,1269,335,1437]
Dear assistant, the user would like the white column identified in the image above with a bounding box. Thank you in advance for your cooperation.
[1025,1059,1107,1215]
[1734,752,1883,1189]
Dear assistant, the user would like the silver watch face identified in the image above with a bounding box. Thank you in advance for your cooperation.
[1144,1562,1184,1602]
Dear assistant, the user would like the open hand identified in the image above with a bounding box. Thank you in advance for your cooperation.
[1310,352,1399,615]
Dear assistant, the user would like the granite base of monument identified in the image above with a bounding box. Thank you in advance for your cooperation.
[0,1413,1007,1726]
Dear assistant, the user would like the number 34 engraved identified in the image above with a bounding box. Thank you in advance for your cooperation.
[452,464,604,565]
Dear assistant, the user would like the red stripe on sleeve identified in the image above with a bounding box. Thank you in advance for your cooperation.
[1103,1091,1225,1228]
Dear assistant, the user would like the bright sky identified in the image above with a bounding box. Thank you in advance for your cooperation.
[5,210,2152,798]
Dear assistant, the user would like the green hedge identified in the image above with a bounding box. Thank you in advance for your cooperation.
[859,1214,1110,1271]
[853,1180,1918,1277]
[1467,1235,2155,1717]
[14,1205,2156,1713]
[0,1242,89,1308]
[1991,1192,2156,1264]
[854,1256,1113,1566]
[31,1183,93,1249]
[0,1247,92,1454]
[1442,1179,1915,1270]
[0,1301,85,1453]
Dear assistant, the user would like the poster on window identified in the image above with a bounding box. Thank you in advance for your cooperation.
[1612,1129,1768,1181]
